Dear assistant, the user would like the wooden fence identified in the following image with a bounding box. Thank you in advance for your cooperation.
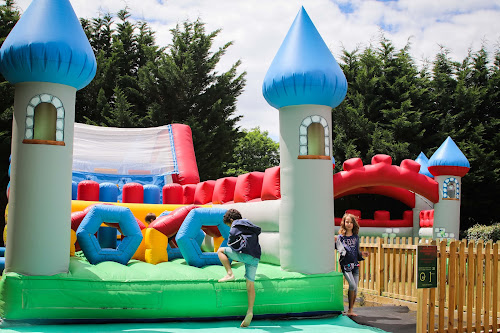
[335,237,500,332]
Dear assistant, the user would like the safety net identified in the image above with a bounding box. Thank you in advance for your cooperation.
[72,123,178,177]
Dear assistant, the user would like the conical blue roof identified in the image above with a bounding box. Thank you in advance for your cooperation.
[0,0,96,90]
[428,137,470,168]
[414,152,433,178]
[262,7,347,109]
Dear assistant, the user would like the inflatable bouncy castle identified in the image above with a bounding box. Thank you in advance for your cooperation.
[0,3,348,322]
[0,0,469,324]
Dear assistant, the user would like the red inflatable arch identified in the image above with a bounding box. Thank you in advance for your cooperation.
[336,185,416,208]
[333,154,439,204]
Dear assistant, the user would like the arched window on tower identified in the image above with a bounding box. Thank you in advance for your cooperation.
[23,94,65,146]
[298,115,330,160]
[442,177,459,200]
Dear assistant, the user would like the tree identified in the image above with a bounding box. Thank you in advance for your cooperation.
[140,20,246,180]
[223,127,279,176]
[334,38,500,231]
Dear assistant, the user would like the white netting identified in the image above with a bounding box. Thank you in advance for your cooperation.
[73,123,177,176]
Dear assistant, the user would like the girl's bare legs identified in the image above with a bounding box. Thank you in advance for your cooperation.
[346,289,357,316]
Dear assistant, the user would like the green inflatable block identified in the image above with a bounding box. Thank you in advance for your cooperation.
[0,257,343,322]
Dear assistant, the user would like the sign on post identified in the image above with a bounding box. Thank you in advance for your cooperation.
[416,245,437,289]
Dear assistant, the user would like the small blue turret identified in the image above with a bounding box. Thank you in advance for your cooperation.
[415,152,433,178]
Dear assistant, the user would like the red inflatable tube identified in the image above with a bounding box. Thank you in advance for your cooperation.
[212,177,237,204]
[171,124,200,185]
[182,184,196,204]
[163,183,183,204]
[261,166,281,200]
[122,183,144,203]
[419,209,434,228]
[234,172,265,203]
[150,205,200,237]
[77,180,99,201]
[193,181,216,205]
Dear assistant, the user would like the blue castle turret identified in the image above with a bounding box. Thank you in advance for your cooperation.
[262,7,347,274]
[428,137,470,239]
[0,0,96,276]
[262,7,347,110]
[0,0,96,90]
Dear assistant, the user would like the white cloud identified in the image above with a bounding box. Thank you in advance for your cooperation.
[7,0,500,142]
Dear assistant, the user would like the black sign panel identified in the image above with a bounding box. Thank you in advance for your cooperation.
[417,245,437,289]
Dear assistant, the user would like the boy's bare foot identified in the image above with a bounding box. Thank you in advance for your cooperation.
[240,312,253,327]
[345,310,358,317]
[218,274,235,282]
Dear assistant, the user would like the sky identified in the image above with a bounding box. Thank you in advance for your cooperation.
[8,0,500,141]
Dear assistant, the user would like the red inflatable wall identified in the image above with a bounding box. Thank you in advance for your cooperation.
[193,180,216,205]
[171,124,200,185]
[234,172,265,203]
[212,177,237,204]
[261,166,281,200]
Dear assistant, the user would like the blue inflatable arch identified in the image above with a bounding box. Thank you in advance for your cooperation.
[176,207,230,267]
[76,205,143,265]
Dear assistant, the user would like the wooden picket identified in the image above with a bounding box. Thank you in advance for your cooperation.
[336,237,500,332]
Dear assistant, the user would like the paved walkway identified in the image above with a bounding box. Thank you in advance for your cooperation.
[347,305,417,333]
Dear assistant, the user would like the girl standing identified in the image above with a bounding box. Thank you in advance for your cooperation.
[336,213,369,316]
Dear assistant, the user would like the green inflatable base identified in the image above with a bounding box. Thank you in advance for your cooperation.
[0,257,343,322]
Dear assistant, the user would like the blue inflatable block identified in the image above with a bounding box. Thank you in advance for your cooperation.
[144,184,161,204]
[98,227,118,249]
[167,244,182,260]
[158,210,170,218]
[99,182,118,202]
[168,230,204,260]
[76,205,142,265]
[176,208,229,268]
[72,181,78,200]
[0,257,4,274]
[0,247,5,257]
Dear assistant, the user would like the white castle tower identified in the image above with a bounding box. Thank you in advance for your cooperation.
[262,8,347,274]
[427,137,470,239]
[0,0,96,275]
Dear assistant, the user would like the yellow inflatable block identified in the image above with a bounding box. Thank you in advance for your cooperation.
[70,229,77,256]
[132,228,147,262]
[213,236,224,252]
[144,228,169,265]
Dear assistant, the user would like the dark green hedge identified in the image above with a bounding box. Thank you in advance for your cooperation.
[466,223,500,242]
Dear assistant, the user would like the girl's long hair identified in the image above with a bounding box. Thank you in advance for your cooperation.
[339,213,360,236]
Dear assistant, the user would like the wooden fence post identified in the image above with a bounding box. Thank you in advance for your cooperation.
[484,241,492,332]
[376,237,384,295]
[476,240,483,332]
[457,240,466,331]
[466,240,475,333]
[448,240,457,331]
[438,239,447,332]
[493,242,498,333]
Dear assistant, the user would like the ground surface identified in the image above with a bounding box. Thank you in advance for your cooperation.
[0,315,389,332]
